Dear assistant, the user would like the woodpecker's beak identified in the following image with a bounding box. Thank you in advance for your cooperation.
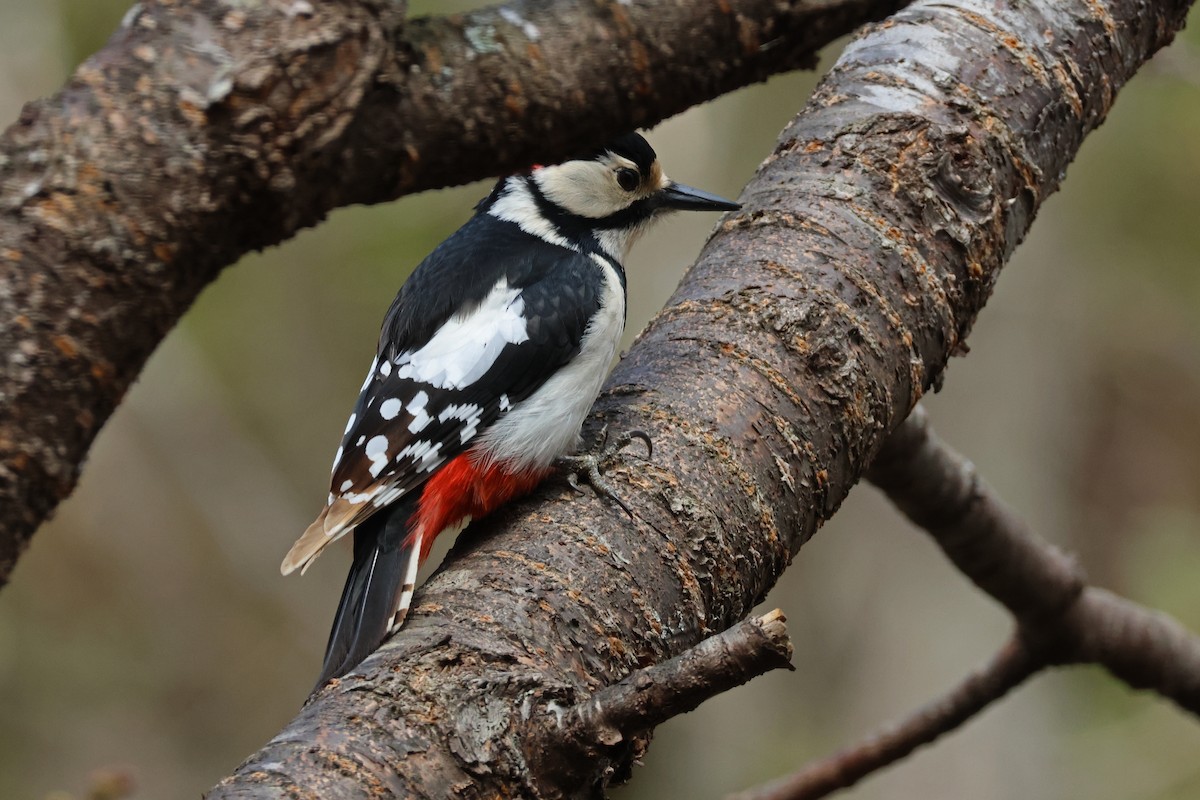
[659,182,741,212]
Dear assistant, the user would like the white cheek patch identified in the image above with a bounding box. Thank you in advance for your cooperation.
[534,161,630,219]
[394,278,529,390]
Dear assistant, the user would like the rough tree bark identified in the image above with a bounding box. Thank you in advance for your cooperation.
[0,0,909,586]
[199,0,1193,797]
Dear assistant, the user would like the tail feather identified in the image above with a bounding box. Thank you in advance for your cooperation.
[313,504,420,689]
[390,530,423,634]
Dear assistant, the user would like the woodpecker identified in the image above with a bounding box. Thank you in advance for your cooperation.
[281,132,739,687]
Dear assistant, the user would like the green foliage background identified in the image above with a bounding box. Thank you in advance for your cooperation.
[1,2,1199,797]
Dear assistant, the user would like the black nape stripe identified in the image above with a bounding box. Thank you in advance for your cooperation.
[523,175,658,239]
[521,177,628,294]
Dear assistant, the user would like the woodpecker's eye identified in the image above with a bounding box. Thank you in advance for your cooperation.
[616,168,640,192]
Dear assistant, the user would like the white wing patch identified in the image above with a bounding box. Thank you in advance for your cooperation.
[360,357,378,390]
[408,410,431,433]
[394,277,529,390]
[435,402,485,444]
[406,391,431,432]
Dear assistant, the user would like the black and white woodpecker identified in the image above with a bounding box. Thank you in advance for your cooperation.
[281,133,740,687]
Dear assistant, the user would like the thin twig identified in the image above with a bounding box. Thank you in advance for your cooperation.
[546,610,792,766]
[570,609,793,739]
[866,406,1087,623]
[1063,588,1200,710]
[736,405,1200,799]
[729,631,1040,800]
[869,406,1200,709]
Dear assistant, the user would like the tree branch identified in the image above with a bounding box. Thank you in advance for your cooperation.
[0,0,911,586]
[1060,585,1200,708]
[739,404,1200,799]
[202,0,1195,795]
[538,610,793,789]
[867,405,1087,623]
[870,406,1200,711]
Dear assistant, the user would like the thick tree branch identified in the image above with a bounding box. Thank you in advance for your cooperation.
[204,0,1194,796]
[0,0,910,586]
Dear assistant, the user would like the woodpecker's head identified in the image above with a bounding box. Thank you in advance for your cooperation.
[485,132,739,260]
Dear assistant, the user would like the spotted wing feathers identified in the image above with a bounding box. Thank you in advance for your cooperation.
[281,354,513,575]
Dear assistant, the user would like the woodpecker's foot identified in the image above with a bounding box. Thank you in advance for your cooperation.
[557,427,653,518]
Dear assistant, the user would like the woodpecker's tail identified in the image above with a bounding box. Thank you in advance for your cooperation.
[314,502,423,690]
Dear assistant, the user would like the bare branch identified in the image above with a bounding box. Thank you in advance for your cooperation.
[1062,588,1200,711]
[739,403,1200,799]
[869,406,1200,713]
[866,406,1088,623]
[536,610,794,789]
[0,0,911,586]
[729,632,1039,800]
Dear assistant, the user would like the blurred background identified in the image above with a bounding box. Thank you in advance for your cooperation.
[2,1,1200,798]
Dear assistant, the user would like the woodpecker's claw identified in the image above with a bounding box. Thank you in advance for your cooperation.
[557,427,653,518]
[623,430,653,461]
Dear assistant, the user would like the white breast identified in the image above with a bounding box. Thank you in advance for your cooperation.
[475,253,626,471]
